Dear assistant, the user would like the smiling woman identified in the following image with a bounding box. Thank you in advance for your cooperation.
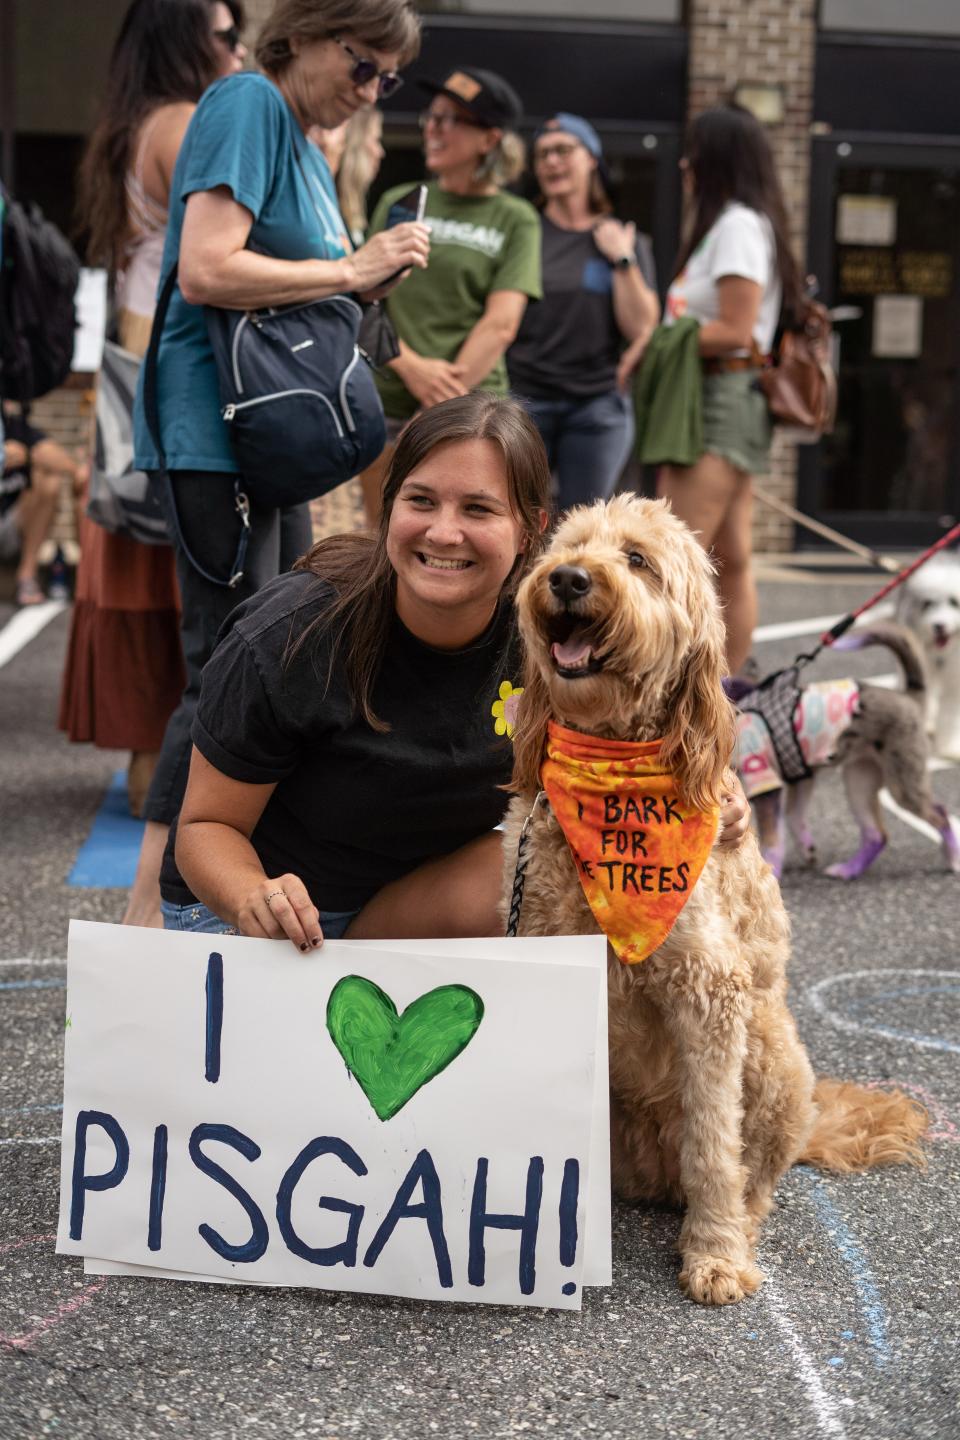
[162,393,552,949]
[126,0,426,928]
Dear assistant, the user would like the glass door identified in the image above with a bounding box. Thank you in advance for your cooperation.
[799,138,960,546]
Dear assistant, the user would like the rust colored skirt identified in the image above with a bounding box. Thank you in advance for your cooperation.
[58,518,185,751]
[58,306,185,753]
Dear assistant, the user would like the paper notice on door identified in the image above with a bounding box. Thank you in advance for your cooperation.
[872,294,923,358]
[837,195,897,247]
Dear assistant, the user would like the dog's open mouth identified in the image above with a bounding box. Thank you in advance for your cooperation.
[545,612,604,678]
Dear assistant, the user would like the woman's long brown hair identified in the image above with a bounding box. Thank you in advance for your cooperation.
[76,0,243,271]
[290,393,551,731]
[674,103,805,325]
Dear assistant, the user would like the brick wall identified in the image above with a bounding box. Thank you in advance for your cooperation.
[686,0,818,551]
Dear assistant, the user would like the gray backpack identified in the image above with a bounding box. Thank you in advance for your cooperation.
[86,339,169,546]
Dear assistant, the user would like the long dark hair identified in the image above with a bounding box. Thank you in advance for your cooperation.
[76,0,245,271]
[291,393,551,731]
[674,104,804,324]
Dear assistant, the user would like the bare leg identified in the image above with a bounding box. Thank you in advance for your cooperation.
[658,455,754,673]
[15,464,61,585]
[657,457,732,551]
[127,751,159,820]
[345,830,503,940]
[824,757,887,880]
[358,442,395,527]
[121,820,168,928]
[711,474,757,676]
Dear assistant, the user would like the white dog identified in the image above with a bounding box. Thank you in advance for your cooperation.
[896,552,960,759]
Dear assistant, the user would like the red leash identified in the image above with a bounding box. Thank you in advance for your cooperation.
[788,518,960,673]
[816,519,960,651]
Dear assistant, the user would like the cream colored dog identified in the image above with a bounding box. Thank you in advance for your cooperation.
[502,494,925,1305]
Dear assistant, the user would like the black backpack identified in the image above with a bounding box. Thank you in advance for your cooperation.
[0,189,80,405]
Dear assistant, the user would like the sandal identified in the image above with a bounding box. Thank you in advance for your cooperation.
[14,576,46,607]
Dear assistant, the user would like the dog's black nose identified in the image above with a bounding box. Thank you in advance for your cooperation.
[549,565,592,604]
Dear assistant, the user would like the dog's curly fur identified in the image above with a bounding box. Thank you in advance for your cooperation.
[501,495,926,1306]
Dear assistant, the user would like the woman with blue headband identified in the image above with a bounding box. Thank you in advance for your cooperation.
[508,113,660,510]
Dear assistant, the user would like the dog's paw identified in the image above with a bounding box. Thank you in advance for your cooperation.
[679,1256,763,1305]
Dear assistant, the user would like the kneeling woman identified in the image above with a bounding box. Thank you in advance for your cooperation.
[164,394,748,946]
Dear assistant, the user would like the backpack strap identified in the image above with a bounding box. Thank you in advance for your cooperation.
[142,263,250,589]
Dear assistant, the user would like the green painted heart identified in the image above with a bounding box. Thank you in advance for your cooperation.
[326,975,484,1122]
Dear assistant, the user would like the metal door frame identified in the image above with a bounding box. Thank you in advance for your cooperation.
[799,132,960,547]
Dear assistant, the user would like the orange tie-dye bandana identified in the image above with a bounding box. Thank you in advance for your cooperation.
[541,721,719,965]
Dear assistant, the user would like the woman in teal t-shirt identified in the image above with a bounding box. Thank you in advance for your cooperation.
[128,0,428,919]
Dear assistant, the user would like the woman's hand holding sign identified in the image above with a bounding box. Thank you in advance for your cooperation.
[238,874,323,952]
[177,750,323,953]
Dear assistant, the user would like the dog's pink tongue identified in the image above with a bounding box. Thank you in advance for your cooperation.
[552,630,593,667]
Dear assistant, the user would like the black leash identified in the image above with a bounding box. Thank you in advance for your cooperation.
[505,791,547,938]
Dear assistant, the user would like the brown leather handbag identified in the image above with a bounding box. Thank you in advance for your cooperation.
[757,299,837,444]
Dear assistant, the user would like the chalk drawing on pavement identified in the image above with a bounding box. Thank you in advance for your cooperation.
[0,1236,105,1351]
[805,969,960,1055]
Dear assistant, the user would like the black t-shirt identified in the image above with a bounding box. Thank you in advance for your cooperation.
[160,571,524,912]
[507,216,657,401]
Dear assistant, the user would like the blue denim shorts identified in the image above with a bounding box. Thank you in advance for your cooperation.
[160,899,360,940]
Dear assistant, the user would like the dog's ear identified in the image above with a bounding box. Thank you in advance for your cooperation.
[510,658,553,797]
[659,610,736,811]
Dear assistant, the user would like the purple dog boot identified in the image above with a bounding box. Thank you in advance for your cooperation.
[824,830,887,881]
[932,803,960,873]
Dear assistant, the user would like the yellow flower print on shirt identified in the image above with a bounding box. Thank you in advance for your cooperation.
[491,680,524,739]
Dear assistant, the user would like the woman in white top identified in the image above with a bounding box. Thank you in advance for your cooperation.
[658,104,804,674]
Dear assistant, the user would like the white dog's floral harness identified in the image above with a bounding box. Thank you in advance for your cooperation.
[736,678,860,799]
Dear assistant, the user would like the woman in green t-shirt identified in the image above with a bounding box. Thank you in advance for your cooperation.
[360,66,542,520]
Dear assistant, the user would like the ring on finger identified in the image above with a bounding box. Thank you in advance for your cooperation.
[264,889,286,908]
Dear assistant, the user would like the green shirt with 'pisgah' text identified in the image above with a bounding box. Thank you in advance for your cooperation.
[369,181,542,420]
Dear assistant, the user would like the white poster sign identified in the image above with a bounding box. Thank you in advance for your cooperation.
[836,195,897,247]
[71,268,108,373]
[58,922,609,1310]
[872,294,923,358]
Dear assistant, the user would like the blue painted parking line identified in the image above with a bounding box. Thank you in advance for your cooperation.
[67,771,144,888]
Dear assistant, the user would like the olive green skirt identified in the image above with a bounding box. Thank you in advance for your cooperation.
[701,369,772,475]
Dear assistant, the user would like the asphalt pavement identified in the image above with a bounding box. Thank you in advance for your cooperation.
[1,562,958,1440]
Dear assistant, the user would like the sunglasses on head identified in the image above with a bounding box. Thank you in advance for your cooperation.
[212,24,241,52]
[334,36,403,101]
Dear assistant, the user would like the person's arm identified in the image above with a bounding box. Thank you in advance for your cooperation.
[592,219,660,344]
[453,290,529,390]
[176,748,323,951]
[177,187,430,309]
[697,275,763,357]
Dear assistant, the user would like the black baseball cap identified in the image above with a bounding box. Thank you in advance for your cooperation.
[418,67,523,129]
